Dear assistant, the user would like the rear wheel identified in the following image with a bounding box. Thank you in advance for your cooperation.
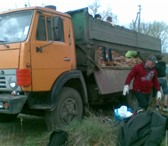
[45,87,83,131]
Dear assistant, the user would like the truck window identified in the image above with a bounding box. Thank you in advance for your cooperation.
[47,17,53,41]
[36,15,46,41]
[53,16,64,42]
[0,10,33,43]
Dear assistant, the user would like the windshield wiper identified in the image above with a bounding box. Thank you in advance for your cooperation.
[0,40,9,48]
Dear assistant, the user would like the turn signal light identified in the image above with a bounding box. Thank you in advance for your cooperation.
[16,69,31,86]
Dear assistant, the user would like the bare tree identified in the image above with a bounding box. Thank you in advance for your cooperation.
[88,0,118,24]
[129,21,168,53]
[88,0,101,16]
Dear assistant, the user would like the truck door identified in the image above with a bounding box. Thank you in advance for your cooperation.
[30,14,72,91]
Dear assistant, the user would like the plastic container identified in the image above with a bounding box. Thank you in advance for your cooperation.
[114,106,133,122]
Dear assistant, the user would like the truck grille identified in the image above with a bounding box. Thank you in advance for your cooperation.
[0,77,6,89]
[0,70,21,91]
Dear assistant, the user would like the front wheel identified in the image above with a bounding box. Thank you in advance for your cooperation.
[45,87,83,131]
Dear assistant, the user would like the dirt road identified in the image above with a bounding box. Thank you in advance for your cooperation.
[0,114,50,146]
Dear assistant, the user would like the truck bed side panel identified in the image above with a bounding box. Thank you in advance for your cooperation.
[94,68,133,94]
[89,19,160,52]
[68,7,161,53]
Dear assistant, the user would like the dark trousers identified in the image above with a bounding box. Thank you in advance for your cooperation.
[102,47,112,61]
[134,91,150,109]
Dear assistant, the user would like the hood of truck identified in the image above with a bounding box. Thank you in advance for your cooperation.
[0,43,20,68]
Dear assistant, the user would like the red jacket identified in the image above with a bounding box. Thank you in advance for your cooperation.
[125,63,160,94]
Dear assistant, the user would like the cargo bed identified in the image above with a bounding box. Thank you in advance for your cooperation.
[68,7,161,53]
[67,7,161,74]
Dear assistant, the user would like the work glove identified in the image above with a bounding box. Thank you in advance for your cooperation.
[123,85,129,96]
[157,91,162,101]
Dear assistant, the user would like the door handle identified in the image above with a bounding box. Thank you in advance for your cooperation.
[64,57,70,61]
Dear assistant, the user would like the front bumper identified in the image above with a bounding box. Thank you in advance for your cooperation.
[0,94,27,114]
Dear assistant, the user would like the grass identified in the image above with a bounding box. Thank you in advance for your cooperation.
[0,111,167,146]
[62,111,168,146]
[0,114,50,146]
[160,131,168,146]
[63,115,120,146]
[23,133,50,146]
[0,133,49,146]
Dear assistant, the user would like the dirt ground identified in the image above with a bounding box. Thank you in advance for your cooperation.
[0,114,50,146]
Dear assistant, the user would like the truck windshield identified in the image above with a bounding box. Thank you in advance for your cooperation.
[0,10,33,43]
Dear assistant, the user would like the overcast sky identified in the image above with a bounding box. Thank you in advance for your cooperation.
[0,0,167,26]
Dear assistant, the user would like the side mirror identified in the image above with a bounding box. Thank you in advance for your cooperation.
[52,16,64,41]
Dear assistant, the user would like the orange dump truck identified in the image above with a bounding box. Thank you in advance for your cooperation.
[0,6,161,130]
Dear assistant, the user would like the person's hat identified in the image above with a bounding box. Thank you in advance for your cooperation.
[94,14,101,19]
[106,16,112,22]
[155,54,163,61]
[147,55,158,63]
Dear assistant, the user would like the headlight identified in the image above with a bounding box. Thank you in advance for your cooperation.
[8,77,17,89]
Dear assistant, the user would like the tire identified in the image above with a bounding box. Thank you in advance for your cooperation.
[45,87,83,131]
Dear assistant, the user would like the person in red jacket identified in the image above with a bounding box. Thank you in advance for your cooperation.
[123,55,161,110]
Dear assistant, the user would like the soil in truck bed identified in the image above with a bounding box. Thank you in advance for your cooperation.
[96,47,142,67]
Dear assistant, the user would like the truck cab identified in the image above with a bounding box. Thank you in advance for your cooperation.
[0,6,87,130]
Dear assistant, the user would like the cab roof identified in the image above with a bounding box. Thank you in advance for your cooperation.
[0,6,71,18]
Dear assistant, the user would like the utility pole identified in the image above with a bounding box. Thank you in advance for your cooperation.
[138,5,141,32]
[134,5,141,32]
